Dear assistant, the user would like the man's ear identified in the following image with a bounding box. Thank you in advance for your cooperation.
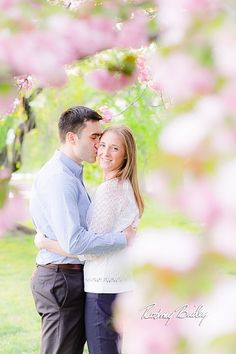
[66,132,77,144]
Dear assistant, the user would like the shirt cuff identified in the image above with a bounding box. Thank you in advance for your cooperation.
[116,231,127,248]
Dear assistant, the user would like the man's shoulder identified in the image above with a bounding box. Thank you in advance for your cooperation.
[34,155,75,184]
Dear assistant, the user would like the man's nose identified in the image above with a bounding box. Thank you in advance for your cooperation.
[94,139,100,149]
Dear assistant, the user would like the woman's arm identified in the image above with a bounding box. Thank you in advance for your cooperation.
[34,231,78,259]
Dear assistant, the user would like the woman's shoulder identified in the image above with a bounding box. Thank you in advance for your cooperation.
[95,178,131,196]
[95,178,120,196]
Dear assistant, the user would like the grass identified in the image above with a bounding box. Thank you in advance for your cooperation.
[0,198,197,353]
[0,234,89,354]
[0,234,40,354]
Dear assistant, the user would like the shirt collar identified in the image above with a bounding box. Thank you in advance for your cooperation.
[55,150,84,179]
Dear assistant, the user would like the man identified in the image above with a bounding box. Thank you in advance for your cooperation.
[30,106,135,354]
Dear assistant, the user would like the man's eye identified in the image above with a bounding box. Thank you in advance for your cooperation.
[99,143,105,147]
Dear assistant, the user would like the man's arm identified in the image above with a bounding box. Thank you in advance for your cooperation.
[45,174,128,255]
[35,177,136,260]
[34,233,77,258]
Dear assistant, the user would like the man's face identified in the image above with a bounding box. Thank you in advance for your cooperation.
[74,120,102,163]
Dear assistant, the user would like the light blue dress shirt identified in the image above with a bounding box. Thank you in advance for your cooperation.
[30,150,127,265]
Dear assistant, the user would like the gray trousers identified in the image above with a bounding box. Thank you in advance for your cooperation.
[31,265,86,354]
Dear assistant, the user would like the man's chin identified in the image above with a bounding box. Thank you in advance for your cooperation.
[87,156,96,164]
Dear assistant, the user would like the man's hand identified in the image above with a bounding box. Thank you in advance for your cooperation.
[34,230,46,249]
[123,224,136,245]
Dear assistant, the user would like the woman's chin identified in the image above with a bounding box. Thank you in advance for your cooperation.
[100,163,111,171]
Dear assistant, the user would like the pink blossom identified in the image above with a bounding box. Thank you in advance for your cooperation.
[64,0,83,10]
[114,291,179,354]
[77,16,116,55]
[210,126,236,155]
[98,105,113,123]
[148,80,161,91]
[16,75,34,92]
[196,95,226,124]
[177,178,220,225]
[116,10,148,49]
[0,31,11,64]
[129,228,202,272]
[0,193,29,236]
[159,96,225,157]
[0,0,20,10]
[155,0,191,45]
[3,31,70,87]
[213,159,236,212]
[213,22,236,79]
[136,55,150,83]
[144,171,174,207]
[87,69,136,92]
[0,169,11,180]
[151,53,214,103]
[1,15,117,90]
[158,112,210,157]
[156,0,219,45]
[47,15,116,60]
[35,67,68,88]
[210,215,236,259]
[183,0,219,15]
[0,91,18,117]
[181,279,236,345]
[220,81,236,117]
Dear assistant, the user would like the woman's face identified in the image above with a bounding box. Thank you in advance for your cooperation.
[98,131,126,176]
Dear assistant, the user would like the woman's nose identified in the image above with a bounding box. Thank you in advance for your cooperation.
[102,146,110,156]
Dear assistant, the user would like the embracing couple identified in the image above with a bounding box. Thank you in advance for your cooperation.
[30,106,144,354]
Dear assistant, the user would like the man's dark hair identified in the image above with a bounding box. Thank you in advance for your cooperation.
[58,106,102,142]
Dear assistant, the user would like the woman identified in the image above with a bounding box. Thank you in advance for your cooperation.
[35,125,144,354]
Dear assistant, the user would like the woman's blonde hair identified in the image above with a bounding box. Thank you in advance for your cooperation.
[101,125,144,216]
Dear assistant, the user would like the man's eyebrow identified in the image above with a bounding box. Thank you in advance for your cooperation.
[91,133,102,137]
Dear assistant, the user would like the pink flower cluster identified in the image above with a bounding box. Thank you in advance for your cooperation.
[0,91,18,117]
[0,0,20,10]
[0,4,149,116]
[87,69,137,93]
[151,53,214,103]
[136,55,150,84]
[114,291,179,354]
[155,0,219,45]
[98,105,113,123]
[0,193,29,236]
[130,228,202,272]
[115,10,148,50]
[16,75,34,92]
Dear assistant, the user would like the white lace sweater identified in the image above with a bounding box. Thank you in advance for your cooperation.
[81,178,139,293]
